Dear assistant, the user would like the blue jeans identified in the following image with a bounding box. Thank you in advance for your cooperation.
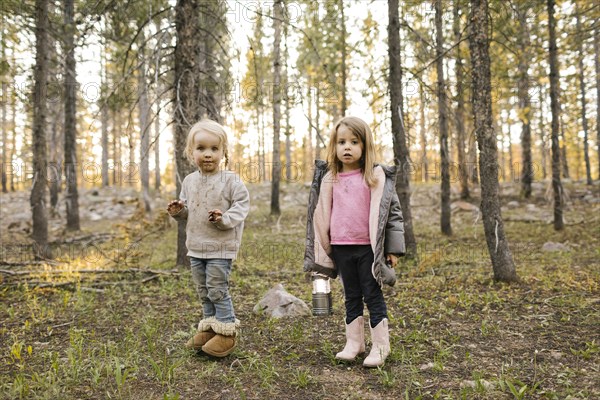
[331,245,388,327]
[189,257,235,323]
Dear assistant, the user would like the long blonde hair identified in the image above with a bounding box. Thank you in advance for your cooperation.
[326,116,377,187]
[185,119,230,168]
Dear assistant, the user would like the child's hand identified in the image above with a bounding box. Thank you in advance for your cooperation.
[167,200,184,215]
[385,254,398,267]
[208,209,223,222]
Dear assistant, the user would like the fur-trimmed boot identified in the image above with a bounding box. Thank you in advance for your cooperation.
[363,318,390,368]
[335,316,365,361]
[201,319,240,357]
[186,317,217,350]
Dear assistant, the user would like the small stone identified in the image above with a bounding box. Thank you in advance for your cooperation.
[525,203,538,211]
[460,379,494,390]
[550,350,563,360]
[419,362,434,370]
[541,242,571,252]
[451,201,480,213]
[507,201,520,209]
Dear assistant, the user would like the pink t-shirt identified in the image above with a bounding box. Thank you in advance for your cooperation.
[330,169,371,245]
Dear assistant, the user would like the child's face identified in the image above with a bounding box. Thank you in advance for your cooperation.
[335,125,363,172]
[192,130,223,174]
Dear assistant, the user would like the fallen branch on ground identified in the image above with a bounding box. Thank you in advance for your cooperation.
[0,268,179,276]
[0,274,162,291]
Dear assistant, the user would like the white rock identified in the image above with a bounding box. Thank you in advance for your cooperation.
[419,362,434,370]
[460,379,494,390]
[253,283,311,318]
[541,242,571,252]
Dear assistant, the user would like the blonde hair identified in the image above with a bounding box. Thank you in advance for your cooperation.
[185,119,230,167]
[326,116,377,187]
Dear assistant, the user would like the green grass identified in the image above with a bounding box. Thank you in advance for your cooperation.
[1,181,599,399]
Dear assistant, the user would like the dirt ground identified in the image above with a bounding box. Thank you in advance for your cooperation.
[1,180,599,399]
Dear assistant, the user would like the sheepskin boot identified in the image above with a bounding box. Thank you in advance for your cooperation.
[335,316,366,361]
[186,317,217,350]
[201,319,240,357]
[363,318,390,368]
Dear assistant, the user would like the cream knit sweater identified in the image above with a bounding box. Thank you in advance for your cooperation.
[172,170,250,260]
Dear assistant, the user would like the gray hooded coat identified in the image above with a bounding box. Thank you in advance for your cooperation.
[304,160,405,286]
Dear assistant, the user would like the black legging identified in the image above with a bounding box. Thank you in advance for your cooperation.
[331,245,388,327]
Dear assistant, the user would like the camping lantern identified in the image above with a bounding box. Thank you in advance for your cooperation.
[311,274,333,316]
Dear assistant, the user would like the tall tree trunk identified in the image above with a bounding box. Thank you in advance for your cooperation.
[138,36,152,212]
[419,84,428,182]
[453,0,469,199]
[469,130,479,184]
[436,0,452,235]
[507,108,513,177]
[469,0,517,282]
[516,2,533,198]
[31,0,50,258]
[200,0,221,121]
[306,83,314,178]
[559,113,570,178]
[1,81,6,193]
[539,85,548,180]
[63,0,80,231]
[1,24,6,193]
[594,21,600,180]
[48,104,60,213]
[174,0,203,266]
[48,2,61,211]
[339,0,347,117]
[575,6,592,185]
[154,24,162,192]
[10,70,16,191]
[260,106,266,181]
[283,24,292,182]
[388,0,417,257]
[271,0,282,215]
[315,87,321,160]
[101,39,109,188]
[112,107,119,186]
[128,130,135,186]
[154,99,161,191]
[547,0,564,230]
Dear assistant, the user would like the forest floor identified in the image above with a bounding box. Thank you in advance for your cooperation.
[0,179,599,400]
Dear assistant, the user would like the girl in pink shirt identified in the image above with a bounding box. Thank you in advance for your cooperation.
[304,116,405,367]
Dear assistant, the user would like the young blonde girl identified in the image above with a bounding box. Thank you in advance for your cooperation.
[167,119,249,357]
[304,116,405,367]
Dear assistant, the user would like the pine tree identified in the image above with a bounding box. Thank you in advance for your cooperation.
[64,0,80,231]
[453,0,469,200]
[174,0,203,266]
[469,0,517,282]
[575,3,592,185]
[388,0,417,257]
[515,1,534,198]
[436,0,452,235]
[271,0,283,215]
[31,0,50,258]
[595,10,600,179]
[547,0,564,230]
